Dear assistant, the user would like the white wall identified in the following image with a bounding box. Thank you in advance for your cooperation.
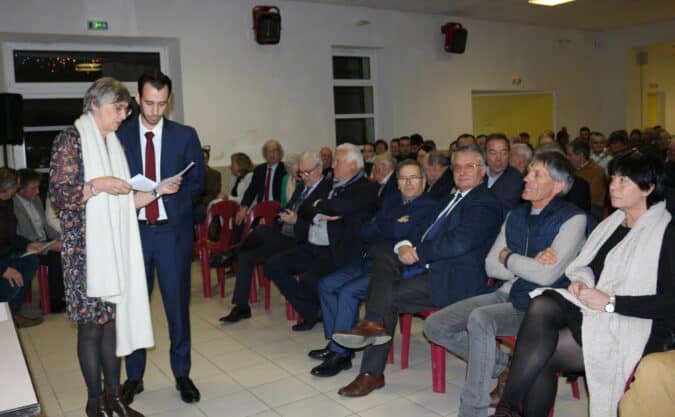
[0,0,611,164]
[596,18,675,133]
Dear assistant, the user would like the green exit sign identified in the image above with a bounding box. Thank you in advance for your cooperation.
[88,20,109,30]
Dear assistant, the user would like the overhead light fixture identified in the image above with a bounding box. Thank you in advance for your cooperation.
[528,0,575,6]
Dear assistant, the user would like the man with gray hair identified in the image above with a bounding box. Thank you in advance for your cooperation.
[212,151,331,323]
[371,153,398,200]
[424,152,587,417]
[509,143,533,175]
[265,143,379,331]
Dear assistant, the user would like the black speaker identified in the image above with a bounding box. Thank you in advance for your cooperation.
[441,23,468,54]
[253,6,281,45]
[0,93,23,145]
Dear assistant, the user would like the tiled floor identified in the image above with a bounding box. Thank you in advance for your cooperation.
[18,262,588,416]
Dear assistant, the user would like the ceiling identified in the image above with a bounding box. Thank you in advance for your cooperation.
[293,0,675,30]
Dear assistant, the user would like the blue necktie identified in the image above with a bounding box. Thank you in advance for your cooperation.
[421,192,462,241]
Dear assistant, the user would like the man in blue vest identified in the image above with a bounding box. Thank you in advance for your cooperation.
[424,151,587,417]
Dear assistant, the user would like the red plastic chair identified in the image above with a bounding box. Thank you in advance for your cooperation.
[24,264,51,315]
[196,200,239,298]
[237,201,281,309]
[398,309,446,392]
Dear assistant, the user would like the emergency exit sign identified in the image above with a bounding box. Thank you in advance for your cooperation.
[88,20,109,30]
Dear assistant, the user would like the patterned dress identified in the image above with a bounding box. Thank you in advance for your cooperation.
[49,127,114,325]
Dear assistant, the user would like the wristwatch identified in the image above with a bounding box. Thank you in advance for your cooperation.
[152,189,159,198]
[604,295,616,313]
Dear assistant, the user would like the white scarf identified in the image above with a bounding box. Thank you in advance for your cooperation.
[531,201,670,417]
[76,112,154,357]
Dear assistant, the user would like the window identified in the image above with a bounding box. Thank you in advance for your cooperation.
[332,52,376,145]
[2,42,168,170]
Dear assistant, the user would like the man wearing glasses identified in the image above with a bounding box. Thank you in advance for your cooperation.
[485,133,524,210]
[332,145,504,397]
[308,159,438,377]
[213,151,331,323]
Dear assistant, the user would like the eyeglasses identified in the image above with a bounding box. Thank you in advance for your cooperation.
[397,175,423,184]
[114,103,133,118]
[451,163,482,172]
[298,163,320,177]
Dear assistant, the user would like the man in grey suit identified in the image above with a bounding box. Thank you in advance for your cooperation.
[13,169,65,312]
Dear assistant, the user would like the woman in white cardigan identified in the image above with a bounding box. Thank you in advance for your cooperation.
[492,151,674,417]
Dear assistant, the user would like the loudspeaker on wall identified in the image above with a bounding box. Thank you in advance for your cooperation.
[441,23,468,54]
[253,6,281,45]
[0,93,23,145]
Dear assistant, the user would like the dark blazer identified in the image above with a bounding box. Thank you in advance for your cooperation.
[241,162,287,208]
[426,168,454,201]
[311,175,379,265]
[292,177,332,243]
[13,196,60,241]
[378,173,399,201]
[489,165,523,211]
[410,183,504,307]
[117,117,205,233]
[360,192,438,245]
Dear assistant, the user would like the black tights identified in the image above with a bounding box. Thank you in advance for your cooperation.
[77,321,120,399]
[500,294,585,417]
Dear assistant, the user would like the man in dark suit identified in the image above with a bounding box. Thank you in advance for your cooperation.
[424,150,454,200]
[332,145,504,397]
[485,134,524,211]
[117,70,205,405]
[371,153,398,201]
[235,140,287,225]
[213,151,331,323]
[264,143,379,331]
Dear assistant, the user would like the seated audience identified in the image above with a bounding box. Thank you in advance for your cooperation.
[320,146,334,180]
[590,131,611,174]
[309,160,437,377]
[389,138,400,159]
[537,130,555,148]
[518,131,530,145]
[212,151,331,323]
[0,167,42,328]
[235,139,287,225]
[371,153,397,200]
[281,154,300,206]
[537,143,592,214]
[509,143,533,175]
[13,169,66,312]
[491,151,674,417]
[424,150,454,200]
[361,143,375,176]
[227,152,254,204]
[619,350,675,417]
[410,133,424,155]
[567,139,607,220]
[397,136,414,161]
[374,139,388,155]
[424,152,587,417]
[607,130,633,172]
[579,126,591,141]
[193,146,222,223]
[476,134,487,151]
[332,145,504,397]
[485,133,524,210]
[264,143,378,330]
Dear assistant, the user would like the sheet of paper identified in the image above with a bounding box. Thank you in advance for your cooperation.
[128,174,158,192]
[20,241,57,258]
[0,302,8,321]
[175,161,195,177]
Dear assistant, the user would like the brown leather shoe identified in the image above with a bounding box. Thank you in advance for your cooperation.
[338,373,385,397]
[489,366,509,407]
[331,320,390,349]
[490,402,523,417]
[13,314,43,328]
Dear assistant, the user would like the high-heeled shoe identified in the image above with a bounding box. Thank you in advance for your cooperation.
[105,388,144,417]
[85,395,111,417]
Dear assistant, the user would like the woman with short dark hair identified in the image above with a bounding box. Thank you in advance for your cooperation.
[492,151,675,417]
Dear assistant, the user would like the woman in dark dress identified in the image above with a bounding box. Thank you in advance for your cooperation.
[492,151,674,417]
[49,77,179,417]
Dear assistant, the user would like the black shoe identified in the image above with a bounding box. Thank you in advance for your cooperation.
[106,388,144,417]
[176,376,200,403]
[209,248,238,268]
[85,395,111,417]
[120,379,144,405]
[310,353,352,377]
[308,344,332,360]
[219,305,251,324]
[292,316,320,331]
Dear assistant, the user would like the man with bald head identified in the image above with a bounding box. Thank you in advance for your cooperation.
[235,139,287,224]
